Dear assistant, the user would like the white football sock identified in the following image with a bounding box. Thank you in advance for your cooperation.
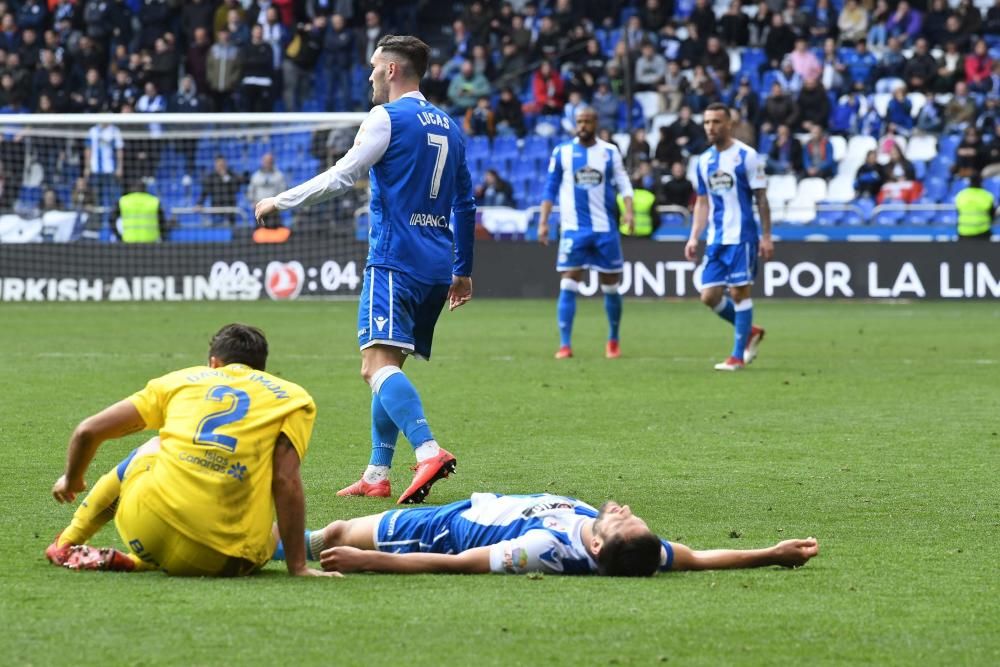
[414,440,441,463]
[363,465,390,483]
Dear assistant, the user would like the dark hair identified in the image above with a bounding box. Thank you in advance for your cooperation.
[705,102,730,115]
[209,323,269,370]
[970,171,983,188]
[376,35,430,79]
[596,531,663,577]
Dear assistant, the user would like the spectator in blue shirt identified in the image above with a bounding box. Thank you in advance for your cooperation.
[845,41,877,88]
[854,150,884,199]
[885,84,914,135]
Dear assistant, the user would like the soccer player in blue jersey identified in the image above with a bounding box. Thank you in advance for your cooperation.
[276,493,819,577]
[254,36,475,504]
[685,104,773,371]
[537,107,635,360]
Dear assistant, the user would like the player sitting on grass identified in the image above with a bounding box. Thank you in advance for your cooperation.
[46,323,337,578]
[278,493,819,576]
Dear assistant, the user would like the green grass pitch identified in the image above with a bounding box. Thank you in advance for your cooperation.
[0,299,997,666]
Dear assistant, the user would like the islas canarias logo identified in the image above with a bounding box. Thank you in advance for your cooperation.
[264,261,305,300]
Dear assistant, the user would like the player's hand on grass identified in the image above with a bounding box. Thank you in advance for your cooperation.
[52,474,86,504]
[319,546,366,573]
[290,566,344,578]
[537,220,549,246]
[448,276,473,311]
[684,238,700,262]
[759,236,774,262]
[771,537,819,568]
[254,197,277,224]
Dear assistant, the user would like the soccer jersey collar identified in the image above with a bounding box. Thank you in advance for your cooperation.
[396,90,426,102]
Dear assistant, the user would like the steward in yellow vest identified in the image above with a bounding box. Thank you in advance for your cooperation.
[113,183,166,243]
[954,173,995,240]
[618,187,655,237]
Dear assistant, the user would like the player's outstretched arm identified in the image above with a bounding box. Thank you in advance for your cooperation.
[272,434,341,578]
[668,538,819,571]
[53,399,147,504]
[320,545,492,575]
[254,108,391,223]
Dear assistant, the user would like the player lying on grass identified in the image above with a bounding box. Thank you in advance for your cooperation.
[46,323,337,577]
[278,493,819,576]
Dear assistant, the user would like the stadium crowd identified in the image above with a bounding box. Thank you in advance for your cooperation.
[0,0,997,238]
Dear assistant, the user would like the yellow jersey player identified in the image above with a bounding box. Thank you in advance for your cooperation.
[46,323,336,578]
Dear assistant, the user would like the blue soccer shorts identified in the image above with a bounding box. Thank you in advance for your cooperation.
[556,230,624,273]
[701,241,759,288]
[357,266,450,360]
[373,499,472,554]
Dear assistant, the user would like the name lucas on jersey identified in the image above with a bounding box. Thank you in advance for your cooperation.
[416,111,450,129]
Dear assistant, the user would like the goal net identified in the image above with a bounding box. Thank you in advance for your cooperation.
[0,112,374,302]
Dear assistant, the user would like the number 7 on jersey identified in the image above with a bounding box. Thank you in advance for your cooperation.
[426,133,448,199]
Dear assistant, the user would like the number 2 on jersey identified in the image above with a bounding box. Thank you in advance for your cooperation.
[194,385,251,452]
[426,133,449,199]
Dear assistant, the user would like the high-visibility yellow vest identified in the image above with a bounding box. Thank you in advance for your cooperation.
[954,187,994,237]
[618,189,655,236]
[119,192,161,243]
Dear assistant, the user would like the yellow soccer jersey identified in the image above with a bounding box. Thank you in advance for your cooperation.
[127,363,316,564]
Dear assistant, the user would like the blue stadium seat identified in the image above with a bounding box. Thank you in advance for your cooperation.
[467,135,490,160]
[912,160,927,180]
[18,186,42,207]
[938,208,958,225]
[874,208,905,226]
[938,134,960,160]
[492,135,519,160]
[758,133,775,155]
[948,177,970,201]
[524,135,551,158]
[929,153,955,176]
[169,227,233,243]
[815,207,843,226]
[923,177,948,202]
[984,176,1000,200]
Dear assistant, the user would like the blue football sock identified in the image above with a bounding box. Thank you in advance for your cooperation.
[732,299,753,360]
[713,296,736,325]
[558,278,578,347]
[372,366,434,448]
[602,284,622,341]
[273,529,318,562]
[369,392,399,467]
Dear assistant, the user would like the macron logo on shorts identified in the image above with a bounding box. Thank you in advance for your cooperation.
[374,316,388,332]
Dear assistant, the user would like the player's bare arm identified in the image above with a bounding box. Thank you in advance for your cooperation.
[670,538,819,571]
[53,399,147,504]
[685,195,709,261]
[272,433,341,578]
[754,189,774,261]
[621,196,635,234]
[537,199,554,246]
[320,545,492,574]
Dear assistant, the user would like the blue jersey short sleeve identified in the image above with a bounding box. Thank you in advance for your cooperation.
[368,97,475,285]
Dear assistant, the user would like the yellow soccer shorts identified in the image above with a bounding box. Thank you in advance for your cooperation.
[115,453,273,576]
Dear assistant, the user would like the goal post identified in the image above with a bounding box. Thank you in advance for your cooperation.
[0,112,375,302]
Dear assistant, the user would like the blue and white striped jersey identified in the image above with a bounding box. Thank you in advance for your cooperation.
[87,124,123,175]
[695,140,767,245]
[542,138,633,233]
[448,493,673,575]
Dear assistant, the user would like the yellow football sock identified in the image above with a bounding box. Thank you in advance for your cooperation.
[59,468,121,546]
